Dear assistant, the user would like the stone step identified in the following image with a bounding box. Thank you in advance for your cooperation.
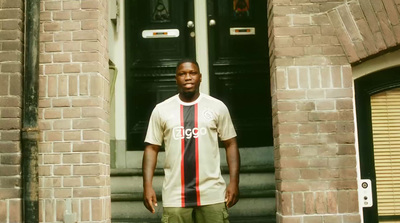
[112,219,160,223]
[111,164,273,176]
[111,147,276,222]
[117,147,274,170]
[229,216,276,223]
[112,216,275,223]
[111,173,275,200]
[112,197,275,221]
[112,188,275,202]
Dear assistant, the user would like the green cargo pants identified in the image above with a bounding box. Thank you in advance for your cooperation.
[162,202,229,223]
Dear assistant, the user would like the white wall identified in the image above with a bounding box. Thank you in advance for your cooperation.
[108,0,126,141]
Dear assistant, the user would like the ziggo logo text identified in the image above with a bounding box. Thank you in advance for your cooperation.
[173,126,207,140]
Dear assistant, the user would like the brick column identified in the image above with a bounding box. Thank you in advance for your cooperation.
[268,1,361,222]
[0,0,24,222]
[39,0,110,222]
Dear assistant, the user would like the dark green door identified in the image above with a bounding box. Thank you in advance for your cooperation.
[125,0,195,150]
[207,0,272,147]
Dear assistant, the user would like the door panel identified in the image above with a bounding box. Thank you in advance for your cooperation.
[126,0,195,150]
[355,67,400,223]
[208,0,273,147]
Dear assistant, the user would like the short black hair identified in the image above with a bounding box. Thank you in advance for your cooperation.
[176,58,200,73]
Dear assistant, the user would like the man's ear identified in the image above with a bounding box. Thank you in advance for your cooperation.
[200,73,202,82]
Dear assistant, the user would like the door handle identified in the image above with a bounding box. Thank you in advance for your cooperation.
[187,21,195,28]
[209,19,216,26]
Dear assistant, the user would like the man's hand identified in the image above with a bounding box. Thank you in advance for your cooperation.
[223,137,240,208]
[142,144,161,213]
[143,186,158,213]
[225,182,239,208]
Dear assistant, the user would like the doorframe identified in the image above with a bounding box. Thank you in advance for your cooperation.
[354,66,400,223]
[195,0,210,95]
[112,0,211,167]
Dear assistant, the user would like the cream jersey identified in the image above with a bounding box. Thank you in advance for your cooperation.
[145,93,237,207]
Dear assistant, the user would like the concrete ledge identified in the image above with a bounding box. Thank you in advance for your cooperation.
[111,189,275,202]
[111,173,275,195]
[112,197,276,220]
[111,164,274,176]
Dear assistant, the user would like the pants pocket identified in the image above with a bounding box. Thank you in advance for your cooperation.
[222,208,229,223]
[161,215,169,223]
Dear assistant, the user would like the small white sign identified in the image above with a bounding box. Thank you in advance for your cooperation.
[142,29,180,39]
[230,27,255,35]
[359,179,373,208]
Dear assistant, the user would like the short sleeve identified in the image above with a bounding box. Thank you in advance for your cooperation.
[217,103,237,141]
[144,106,163,146]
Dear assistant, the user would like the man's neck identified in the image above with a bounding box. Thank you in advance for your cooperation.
[179,92,200,103]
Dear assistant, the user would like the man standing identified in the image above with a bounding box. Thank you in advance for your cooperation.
[142,59,240,223]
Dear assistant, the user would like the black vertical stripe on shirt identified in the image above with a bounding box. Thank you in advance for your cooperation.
[183,105,197,206]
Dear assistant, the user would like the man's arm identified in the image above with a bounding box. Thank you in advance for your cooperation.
[223,137,240,208]
[142,143,161,213]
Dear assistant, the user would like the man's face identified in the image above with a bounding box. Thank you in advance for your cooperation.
[175,62,202,96]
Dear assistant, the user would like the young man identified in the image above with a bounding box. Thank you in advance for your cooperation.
[142,59,240,223]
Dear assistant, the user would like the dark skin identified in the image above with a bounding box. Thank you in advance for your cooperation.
[143,62,240,213]
[142,143,160,213]
[175,62,202,102]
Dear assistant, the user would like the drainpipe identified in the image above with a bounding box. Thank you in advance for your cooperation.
[22,0,40,222]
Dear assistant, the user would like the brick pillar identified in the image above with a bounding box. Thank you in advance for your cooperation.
[39,0,110,222]
[0,0,24,222]
[268,1,361,222]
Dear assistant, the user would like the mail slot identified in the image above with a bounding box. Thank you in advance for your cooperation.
[142,29,180,38]
[230,27,255,35]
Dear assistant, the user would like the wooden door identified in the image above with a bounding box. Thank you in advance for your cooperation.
[125,0,195,150]
[207,0,273,147]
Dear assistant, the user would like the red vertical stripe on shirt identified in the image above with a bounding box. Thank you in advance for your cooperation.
[195,104,201,206]
[180,104,185,207]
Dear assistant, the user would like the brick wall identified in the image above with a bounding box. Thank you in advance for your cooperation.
[39,0,110,222]
[268,0,361,222]
[328,0,400,64]
[0,0,24,222]
[1,0,398,222]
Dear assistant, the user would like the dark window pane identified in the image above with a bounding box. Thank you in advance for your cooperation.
[151,0,170,22]
[233,0,250,19]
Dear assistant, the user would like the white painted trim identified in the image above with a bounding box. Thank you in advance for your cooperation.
[352,49,400,79]
[352,83,364,223]
[195,0,210,95]
[111,0,127,141]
